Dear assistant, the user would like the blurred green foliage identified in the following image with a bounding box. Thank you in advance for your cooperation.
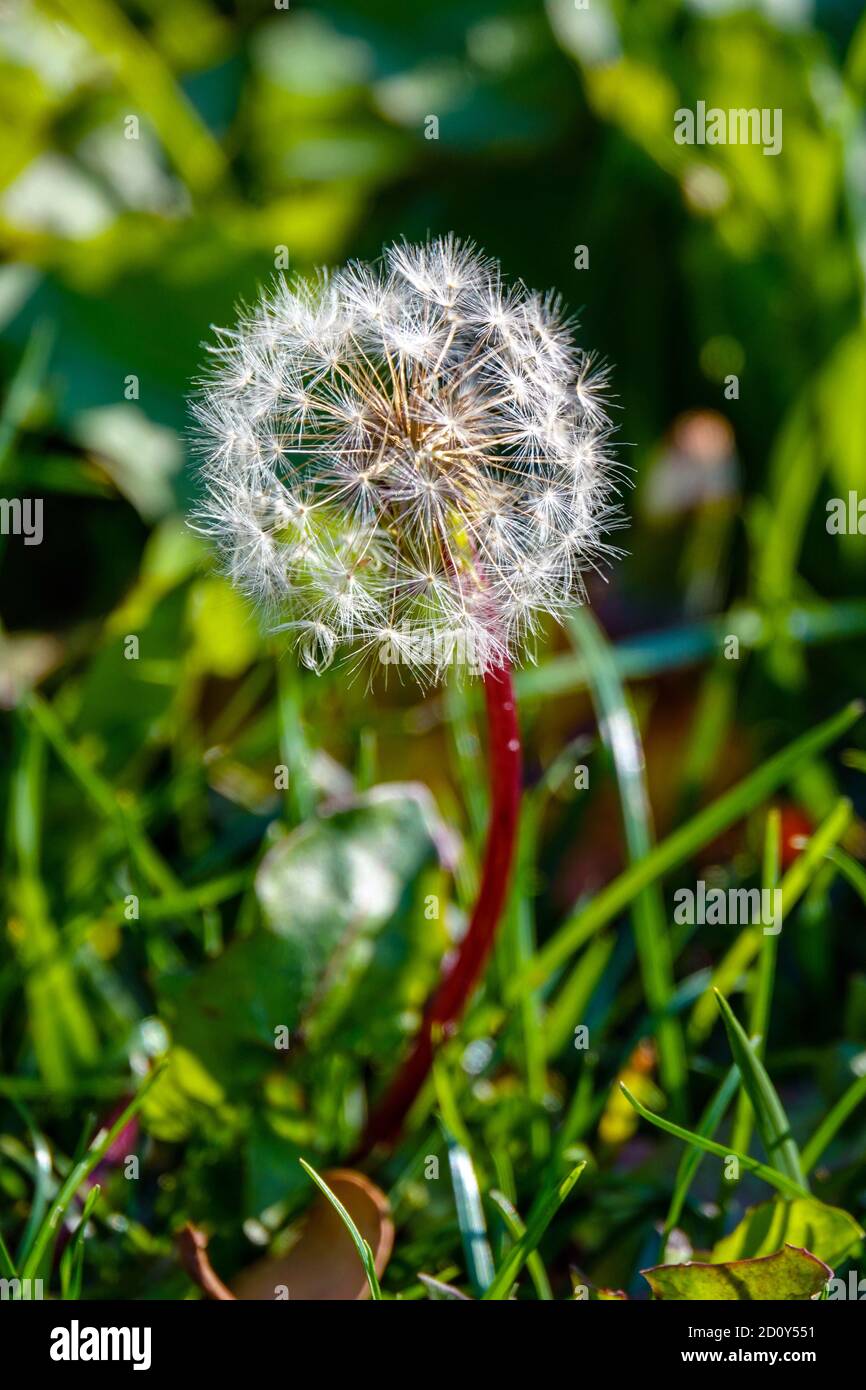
[1,0,866,1300]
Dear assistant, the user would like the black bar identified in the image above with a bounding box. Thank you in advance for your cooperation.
[6,1296,862,1377]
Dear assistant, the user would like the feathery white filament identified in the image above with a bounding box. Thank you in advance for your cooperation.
[192,236,625,682]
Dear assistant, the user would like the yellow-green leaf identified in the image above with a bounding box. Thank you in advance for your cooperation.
[713,1198,863,1270]
[642,1244,830,1301]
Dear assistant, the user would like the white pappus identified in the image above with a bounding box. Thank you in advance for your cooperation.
[191,235,627,683]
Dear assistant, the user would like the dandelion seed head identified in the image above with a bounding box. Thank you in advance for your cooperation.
[191,236,627,682]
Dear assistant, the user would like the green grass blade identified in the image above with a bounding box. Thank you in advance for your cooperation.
[49,0,225,193]
[482,1160,585,1300]
[11,1101,53,1266]
[445,681,488,845]
[9,724,99,1086]
[690,798,852,1040]
[802,1069,866,1174]
[730,810,782,1158]
[25,694,180,896]
[620,1083,808,1200]
[433,1052,475,1156]
[0,320,53,473]
[714,991,806,1189]
[677,663,737,814]
[439,1119,495,1296]
[120,871,253,921]
[826,846,866,906]
[21,1064,165,1283]
[488,1190,553,1300]
[59,1184,101,1301]
[417,1272,472,1300]
[514,605,866,701]
[779,799,852,914]
[545,932,616,1058]
[500,806,548,1161]
[516,701,862,1000]
[752,807,783,1047]
[663,1062,741,1241]
[568,608,687,1115]
[299,1159,382,1300]
[276,656,315,824]
[0,1229,16,1280]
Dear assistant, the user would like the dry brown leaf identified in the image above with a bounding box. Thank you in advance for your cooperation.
[232,1169,394,1302]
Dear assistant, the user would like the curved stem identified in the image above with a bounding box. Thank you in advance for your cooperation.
[362,661,522,1148]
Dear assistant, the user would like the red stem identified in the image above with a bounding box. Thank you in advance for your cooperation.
[361,660,522,1149]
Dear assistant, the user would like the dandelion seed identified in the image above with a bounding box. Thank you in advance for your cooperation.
[191,236,625,685]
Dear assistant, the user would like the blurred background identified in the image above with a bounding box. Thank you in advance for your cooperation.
[1,0,865,1300]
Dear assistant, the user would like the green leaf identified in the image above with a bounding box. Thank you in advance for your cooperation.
[714,990,806,1189]
[643,1245,831,1301]
[187,576,259,678]
[255,785,444,1044]
[141,1046,227,1144]
[620,1083,808,1200]
[158,788,441,1107]
[713,1198,863,1270]
[817,330,866,507]
[245,1115,306,1218]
